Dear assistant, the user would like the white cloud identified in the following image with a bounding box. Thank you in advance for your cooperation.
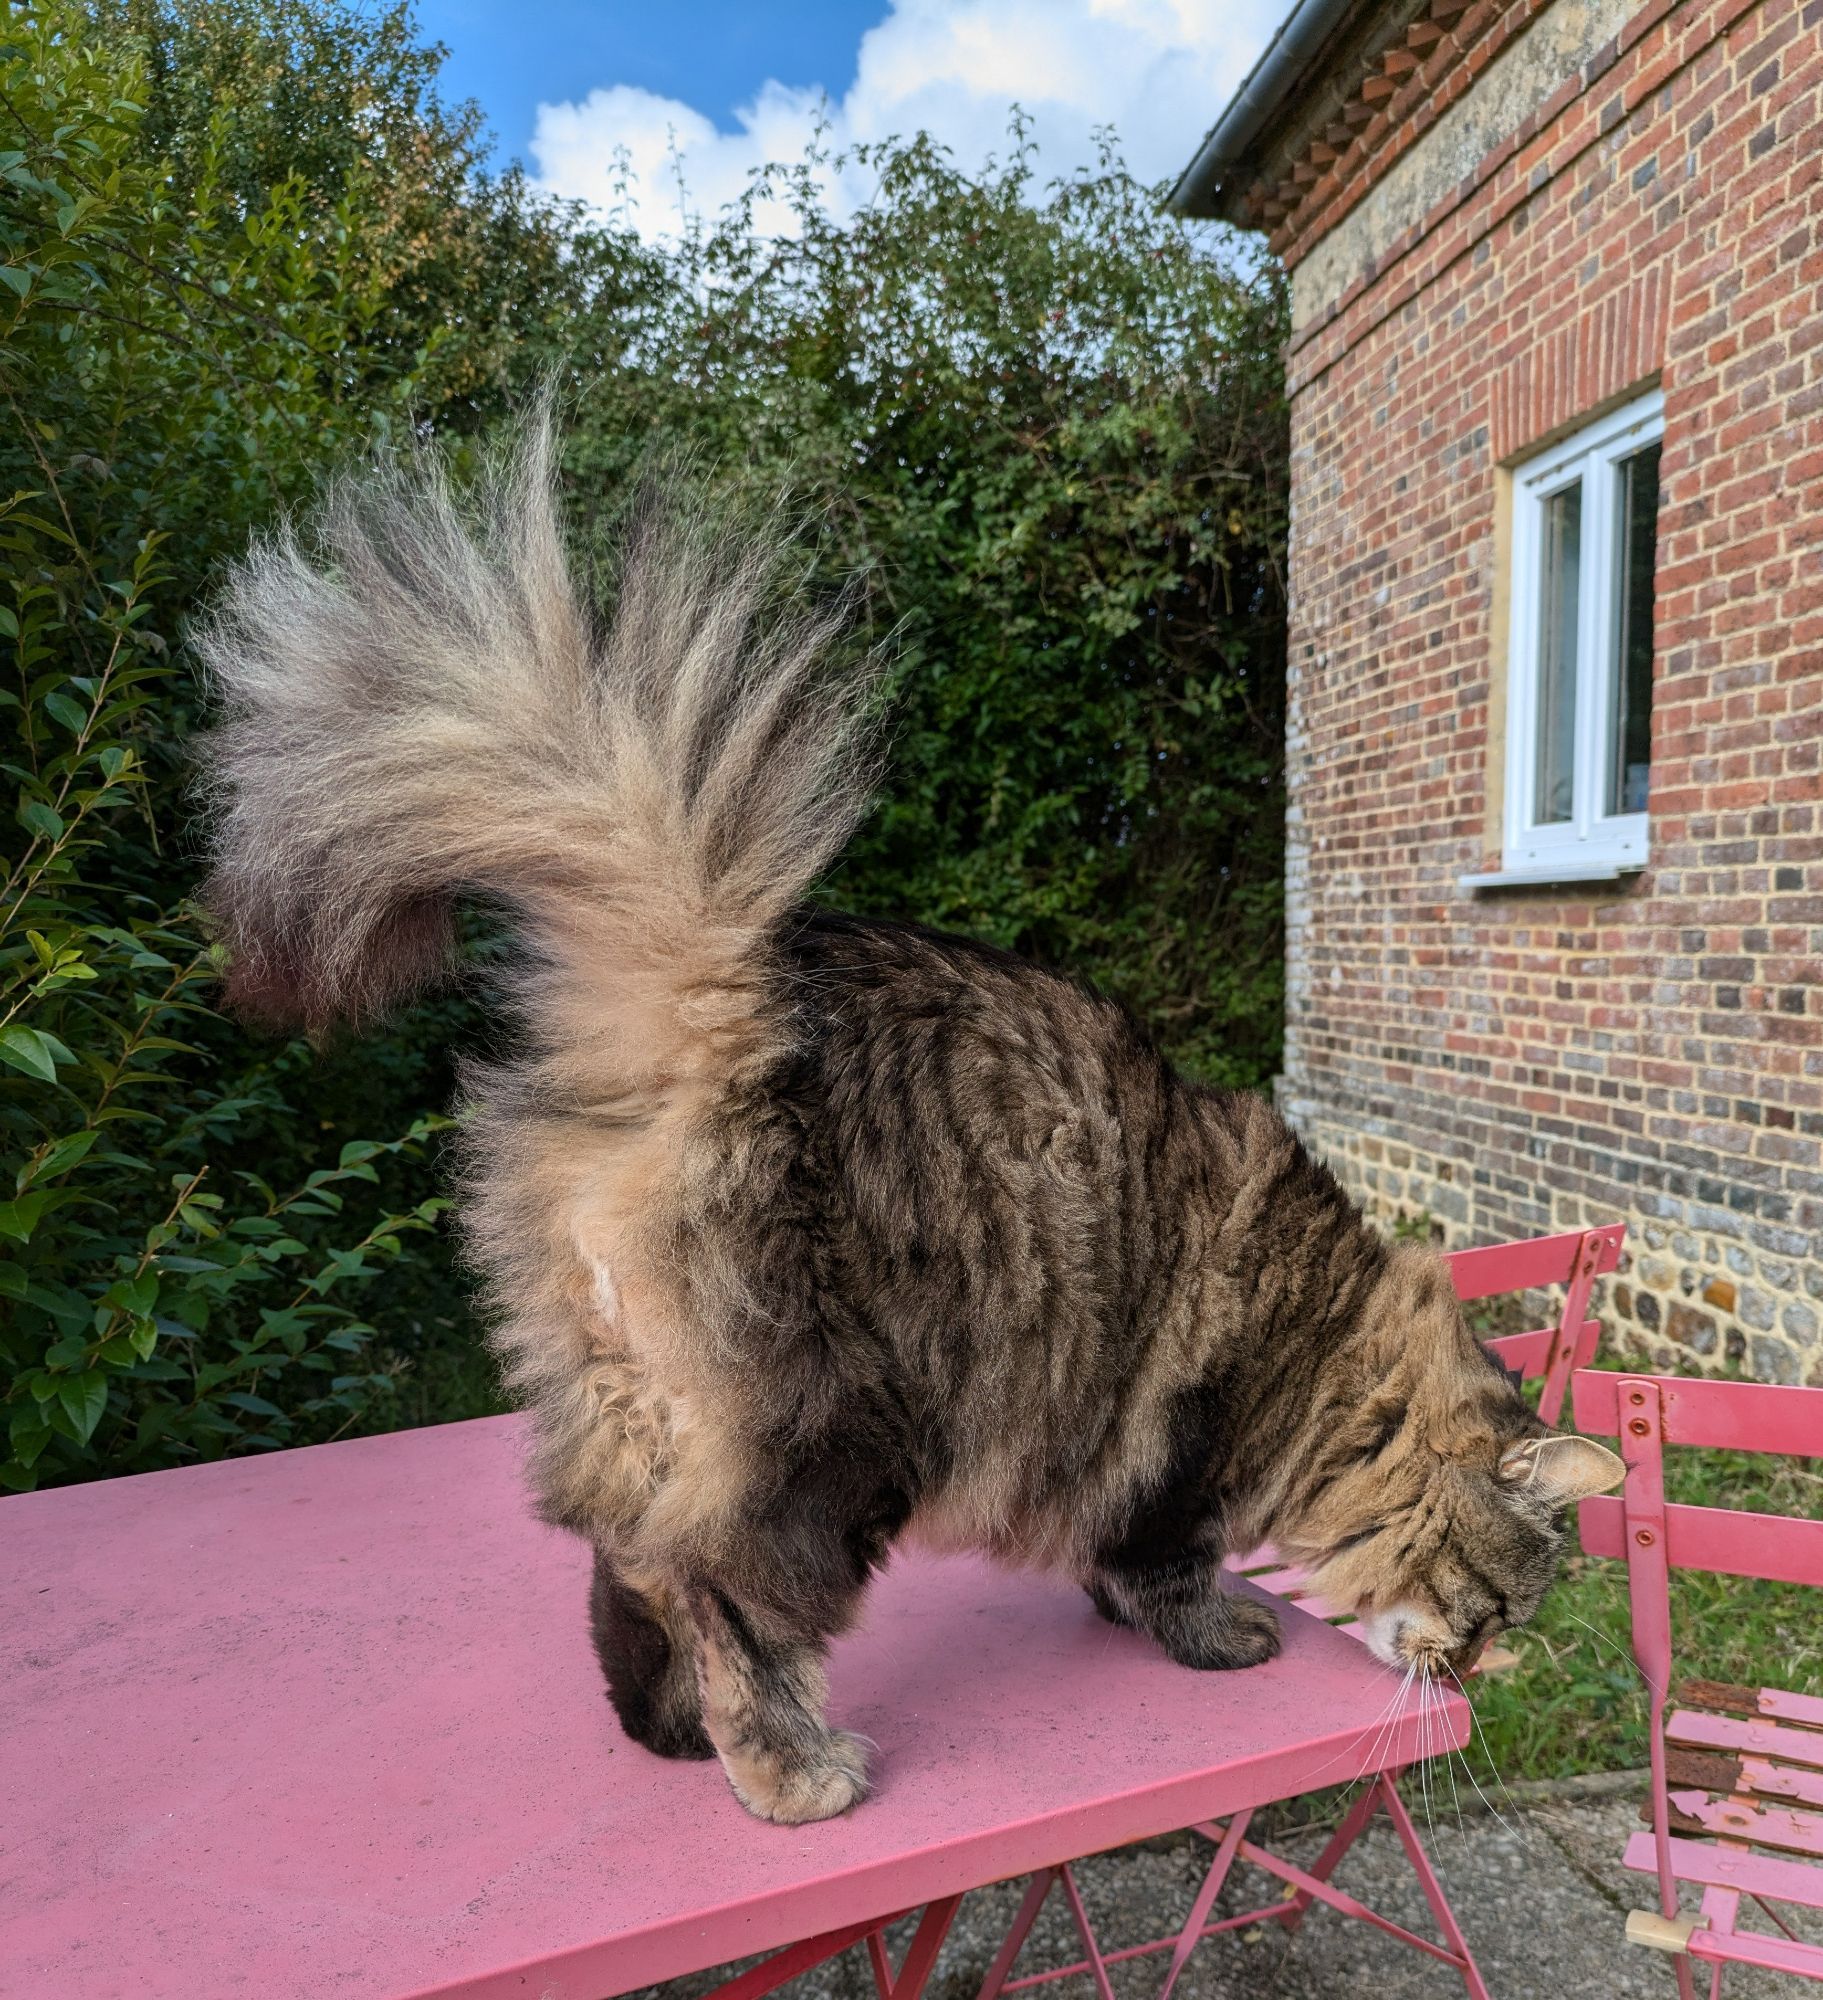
[528,0,1282,242]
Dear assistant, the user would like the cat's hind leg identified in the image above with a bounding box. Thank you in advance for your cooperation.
[1084,1578,1134,1627]
[682,1458,911,1825]
[686,1573,873,1824]
[589,1552,714,1759]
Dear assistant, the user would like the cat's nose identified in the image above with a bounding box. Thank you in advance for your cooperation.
[1446,1636,1490,1678]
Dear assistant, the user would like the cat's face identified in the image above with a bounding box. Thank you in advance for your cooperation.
[1288,1254,1626,1678]
[1335,1430,1624,1676]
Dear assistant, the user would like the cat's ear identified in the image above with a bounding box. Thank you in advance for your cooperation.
[1496,1435,1626,1501]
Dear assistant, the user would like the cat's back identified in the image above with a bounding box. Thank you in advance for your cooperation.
[779,906,1163,1154]
[767,908,1258,1560]
[770,908,1205,1332]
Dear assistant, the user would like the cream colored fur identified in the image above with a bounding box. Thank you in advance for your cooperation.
[198,422,878,1571]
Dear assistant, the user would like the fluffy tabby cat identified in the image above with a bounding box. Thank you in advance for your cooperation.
[199,423,1625,1826]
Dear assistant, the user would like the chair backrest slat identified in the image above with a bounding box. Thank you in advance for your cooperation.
[1450,1224,1624,1423]
[1444,1222,1625,1302]
[1580,1494,1823,1589]
[1486,1320,1599,1380]
[1576,1370,1823,1458]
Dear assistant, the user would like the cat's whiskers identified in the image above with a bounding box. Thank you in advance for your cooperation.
[1424,1668,1465,1829]
[1413,1663,1434,1837]
[1335,1666,1414,1841]
[1426,1672,1445,1839]
[1321,1657,1415,1816]
[1368,1659,1418,1774]
[1552,1602,1636,1674]
[1370,1663,1419,1814]
[1445,1665,1539,1853]
[1449,1739,1530,1849]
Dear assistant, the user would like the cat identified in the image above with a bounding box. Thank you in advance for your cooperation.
[198,420,1625,1826]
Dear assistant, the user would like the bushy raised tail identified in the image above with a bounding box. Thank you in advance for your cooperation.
[197,421,878,1097]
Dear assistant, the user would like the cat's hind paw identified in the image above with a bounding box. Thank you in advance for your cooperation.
[726,1727,872,1825]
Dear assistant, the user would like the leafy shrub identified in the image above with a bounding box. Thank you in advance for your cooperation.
[555,133,1290,1084]
[0,7,463,1488]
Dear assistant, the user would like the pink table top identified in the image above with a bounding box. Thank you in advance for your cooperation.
[0,1415,1465,2000]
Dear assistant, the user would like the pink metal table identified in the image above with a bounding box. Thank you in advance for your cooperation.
[1,1412,1479,2000]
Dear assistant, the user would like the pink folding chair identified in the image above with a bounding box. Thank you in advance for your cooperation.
[1452,1220,1625,1425]
[1574,1368,1823,1993]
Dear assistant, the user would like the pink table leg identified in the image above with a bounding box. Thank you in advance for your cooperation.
[1379,1781,1493,2000]
[704,1911,910,2000]
[868,1928,895,1999]
[1156,1809,1253,2000]
[699,1896,960,2000]
[1279,1776,1387,1936]
[974,1869,1059,2000]
[885,1895,964,2000]
[1058,1864,1117,2000]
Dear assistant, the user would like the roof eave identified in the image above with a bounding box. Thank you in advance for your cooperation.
[1168,0,1370,220]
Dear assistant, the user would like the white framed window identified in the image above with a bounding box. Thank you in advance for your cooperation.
[1494,389,1664,883]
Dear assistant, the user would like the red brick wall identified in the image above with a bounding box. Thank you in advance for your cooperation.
[1276,0,1823,1380]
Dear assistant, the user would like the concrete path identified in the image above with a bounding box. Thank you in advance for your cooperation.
[640,1782,1821,2000]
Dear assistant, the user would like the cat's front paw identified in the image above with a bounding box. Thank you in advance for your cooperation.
[1167,1595,1282,1671]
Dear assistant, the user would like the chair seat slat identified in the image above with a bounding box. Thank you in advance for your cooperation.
[1666,1746,1744,1792]
[1762,1687,1823,1730]
[1680,1678,1823,1731]
[1667,1709,1823,1775]
[1667,1748,1823,1810]
[1662,1789,1823,1861]
[1744,1758,1823,1810]
[1622,1830,1823,1913]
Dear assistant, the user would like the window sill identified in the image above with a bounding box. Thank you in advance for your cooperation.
[1458,859,1646,892]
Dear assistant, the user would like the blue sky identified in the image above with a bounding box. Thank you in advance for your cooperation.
[409,1,1280,241]
[415,2,889,167]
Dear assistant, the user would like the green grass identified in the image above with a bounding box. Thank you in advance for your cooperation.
[1465,1356,1823,1785]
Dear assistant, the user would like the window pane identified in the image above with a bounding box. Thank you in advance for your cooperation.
[1533,480,1581,826]
[1609,441,1660,817]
